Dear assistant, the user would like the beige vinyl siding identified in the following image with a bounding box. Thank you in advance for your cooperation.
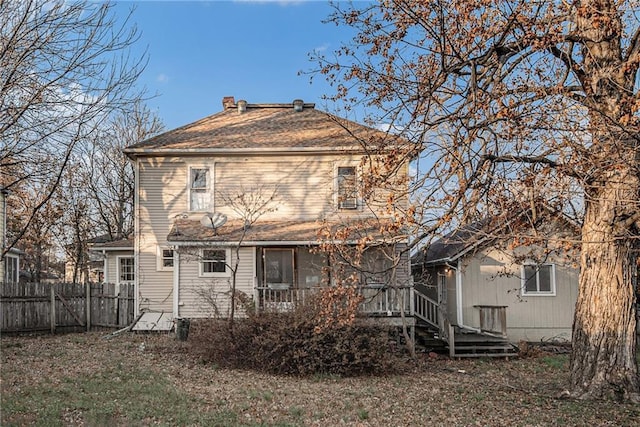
[135,153,409,315]
[213,155,408,221]
[178,246,255,318]
[460,247,578,341]
[137,157,186,313]
[215,160,332,220]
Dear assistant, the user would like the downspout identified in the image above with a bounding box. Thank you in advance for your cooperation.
[447,259,481,333]
[444,261,463,326]
[173,250,180,318]
[134,158,140,316]
[455,259,464,326]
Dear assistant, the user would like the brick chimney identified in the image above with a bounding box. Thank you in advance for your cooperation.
[222,96,235,110]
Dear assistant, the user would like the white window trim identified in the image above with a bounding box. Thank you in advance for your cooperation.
[199,248,231,278]
[521,263,556,296]
[5,253,19,283]
[156,245,174,272]
[188,165,213,212]
[334,164,361,211]
[117,256,135,285]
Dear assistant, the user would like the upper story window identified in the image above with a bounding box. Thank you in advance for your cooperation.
[521,263,556,296]
[190,167,210,211]
[337,166,358,210]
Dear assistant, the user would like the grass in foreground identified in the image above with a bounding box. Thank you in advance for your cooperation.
[1,332,638,426]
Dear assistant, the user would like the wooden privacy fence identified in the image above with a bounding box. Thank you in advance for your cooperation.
[0,282,135,333]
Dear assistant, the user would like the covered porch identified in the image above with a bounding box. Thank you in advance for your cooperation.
[255,284,413,318]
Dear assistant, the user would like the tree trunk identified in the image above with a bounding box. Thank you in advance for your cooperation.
[570,167,640,402]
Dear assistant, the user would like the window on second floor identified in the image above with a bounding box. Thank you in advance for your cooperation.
[337,166,358,210]
[521,263,556,296]
[190,167,210,211]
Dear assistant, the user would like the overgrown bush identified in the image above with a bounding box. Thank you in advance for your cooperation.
[189,294,404,376]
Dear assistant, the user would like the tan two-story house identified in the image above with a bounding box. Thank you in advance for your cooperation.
[121,98,413,330]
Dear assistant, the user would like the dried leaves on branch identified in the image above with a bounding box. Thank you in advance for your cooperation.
[311,0,640,401]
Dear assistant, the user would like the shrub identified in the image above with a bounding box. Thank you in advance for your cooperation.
[189,295,402,376]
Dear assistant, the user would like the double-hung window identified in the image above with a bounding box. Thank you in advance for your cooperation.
[337,166,358,210]
[521,263,556,296]
[190,167,210,211]
[200,249,229,277]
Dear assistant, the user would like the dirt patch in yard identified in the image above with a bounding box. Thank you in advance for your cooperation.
[1,331,638,426]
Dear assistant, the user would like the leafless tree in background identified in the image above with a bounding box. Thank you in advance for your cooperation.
[0,0,148,258]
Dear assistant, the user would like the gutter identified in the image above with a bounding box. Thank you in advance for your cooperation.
[173,251,180,319]
[168,237,408,247]
[446,260,482,334]
[124,146,388,159]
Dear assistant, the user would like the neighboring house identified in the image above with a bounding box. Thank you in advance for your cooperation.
[3,248,21,284]
[413,207,581,351]
[1,187,21,284]
[122,98,412,331]
[89,238,134,290]
[64,234,133,283]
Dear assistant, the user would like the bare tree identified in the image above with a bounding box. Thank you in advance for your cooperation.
[181,184,280,330]
[313,0,640,401]
[82,103,164,241]
[0,0,147,258]
[217,185,279,328]
[9,181,62,282]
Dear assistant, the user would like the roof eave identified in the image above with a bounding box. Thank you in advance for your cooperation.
[90,246,134,251]
[123,146,385,157]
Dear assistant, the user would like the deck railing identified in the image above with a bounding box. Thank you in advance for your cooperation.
[413,290,439,328]
[474,305,508,337]
[256,285,412,316]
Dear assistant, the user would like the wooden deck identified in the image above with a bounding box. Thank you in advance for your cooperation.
[256,285,517,358]
[256,285,413,318]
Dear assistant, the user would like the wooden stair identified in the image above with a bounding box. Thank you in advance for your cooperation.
[414,320,517,358]
[412,289,517,358]
[449,328,517,358]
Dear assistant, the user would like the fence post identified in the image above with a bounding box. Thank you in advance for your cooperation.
[50,285,56,334]
[85,282,91,332]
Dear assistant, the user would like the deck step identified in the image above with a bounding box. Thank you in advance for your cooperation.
[454,344,513,351]
[453,352,516,358]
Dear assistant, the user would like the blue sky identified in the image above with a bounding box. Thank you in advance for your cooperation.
[113,1,355,130]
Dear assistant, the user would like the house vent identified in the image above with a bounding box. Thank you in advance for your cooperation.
[237,99,247,113]
[293,99,304,112]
